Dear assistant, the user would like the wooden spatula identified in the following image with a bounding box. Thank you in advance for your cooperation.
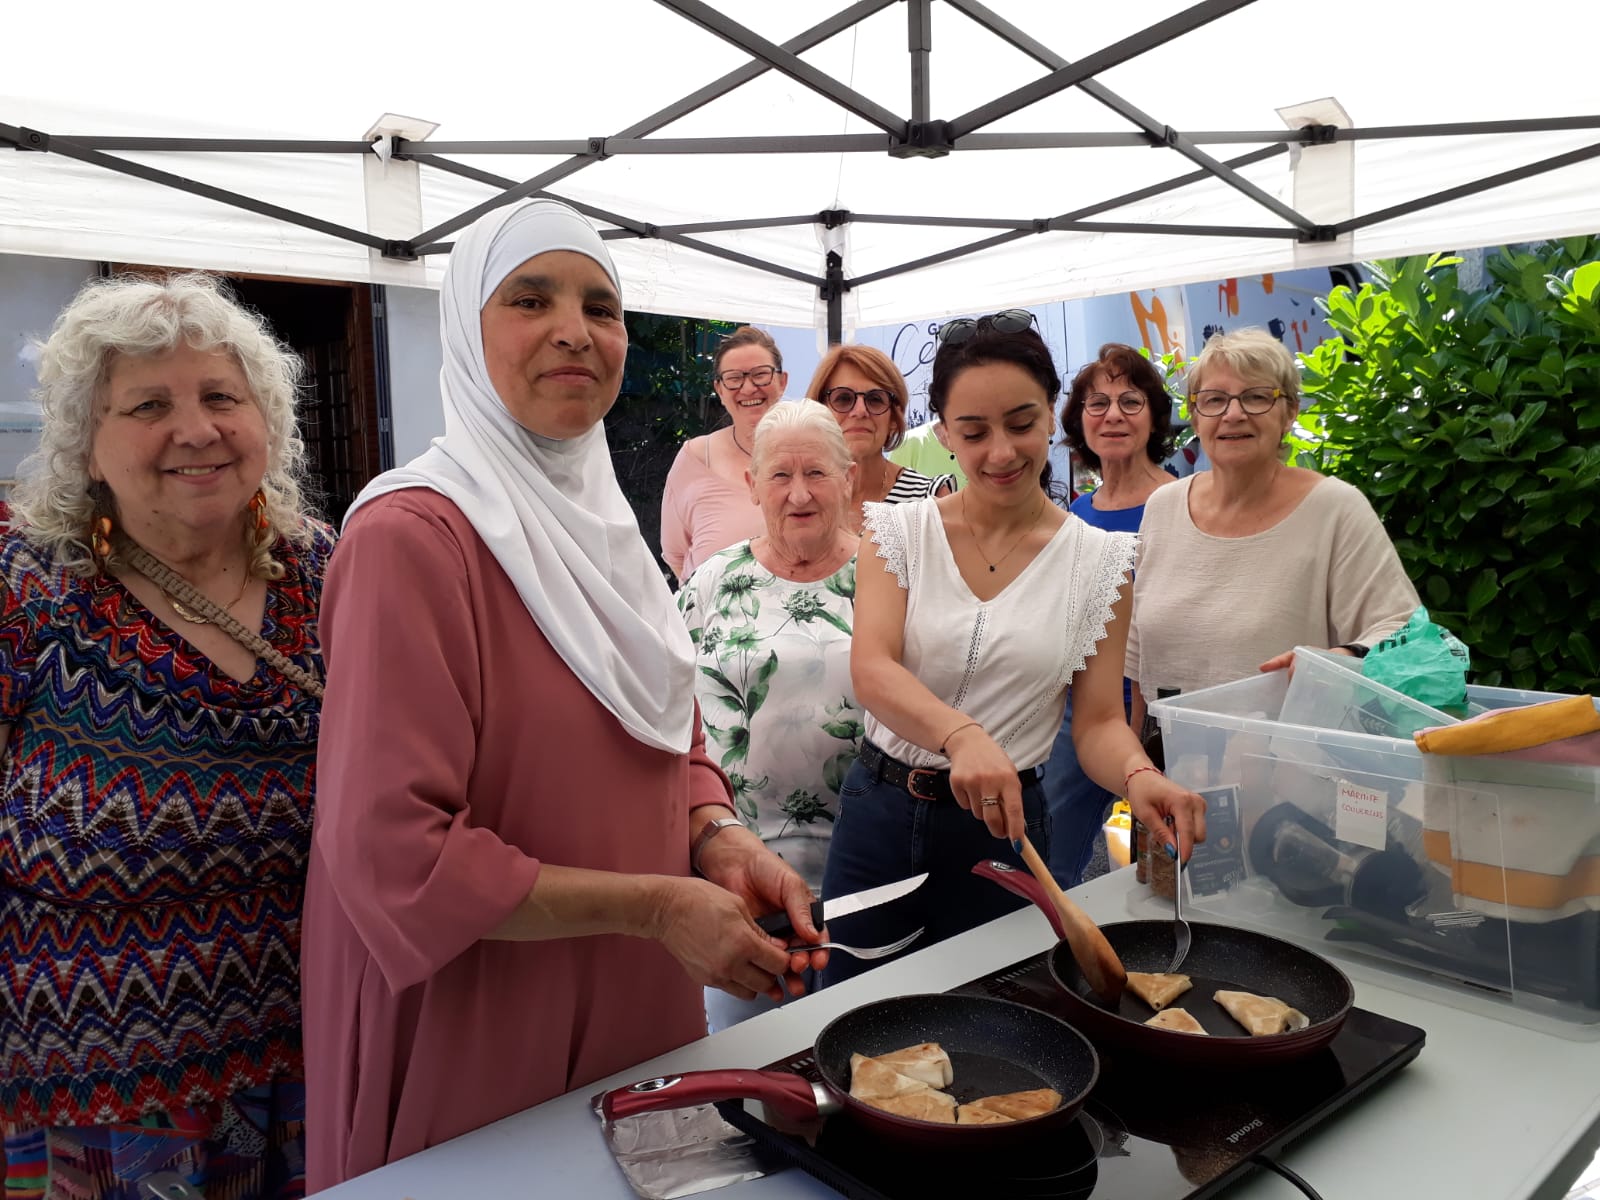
[1018,834,1128,1003]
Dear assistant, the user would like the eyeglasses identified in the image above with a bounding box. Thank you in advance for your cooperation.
[1190,387,1283,417]
[1084,391,1148,416]
[821,386,893,416]
[936,308,1036,346]
[716,365,778,389]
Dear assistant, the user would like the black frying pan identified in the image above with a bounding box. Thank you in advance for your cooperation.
[601,993,1099,1149]
[976,861,1353,1066]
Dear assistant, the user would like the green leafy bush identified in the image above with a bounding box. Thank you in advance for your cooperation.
[1298,238,1600,693]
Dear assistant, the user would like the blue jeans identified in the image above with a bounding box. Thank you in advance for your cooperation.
[1041,697,1116,887]
[818,753,1051,988]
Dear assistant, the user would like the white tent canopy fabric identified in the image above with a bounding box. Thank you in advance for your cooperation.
[4,0,1598,331]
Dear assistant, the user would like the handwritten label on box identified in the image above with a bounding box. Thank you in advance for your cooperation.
[1335,779,1388,850]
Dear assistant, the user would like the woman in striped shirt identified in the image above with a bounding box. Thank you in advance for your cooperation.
[806,345,954,534]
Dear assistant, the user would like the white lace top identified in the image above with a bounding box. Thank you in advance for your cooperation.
[862,499,1137,771]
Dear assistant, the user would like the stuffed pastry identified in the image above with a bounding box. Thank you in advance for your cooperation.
[1126,971,1194,1011]
[849,1053,934,1102]
[960,1087,1062,1122]
[867,1087,957,1123]
[870,1042,954,1089]
[1214,989,1310,1036]
[956,1102,1013,1125]
[1145,1008,1208,1035]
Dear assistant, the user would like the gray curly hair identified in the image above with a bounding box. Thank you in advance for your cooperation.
[9,272,315,579]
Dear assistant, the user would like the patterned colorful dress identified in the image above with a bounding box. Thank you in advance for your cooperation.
[677,541,860,892]
[0,525,333,1200]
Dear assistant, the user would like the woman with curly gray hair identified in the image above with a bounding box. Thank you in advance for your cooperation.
[0,272,334,1199]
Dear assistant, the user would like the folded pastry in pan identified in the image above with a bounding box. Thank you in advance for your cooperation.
[1145,1007,1208,1035]
[956,1087,1063,1124]
[849,1053,934,1102]
[954,1102,1013,1125]
[1126,971,1193,1011]
[869,1042,953,1088]
[871,1088,958,1123]
[1214,989,1310,1036]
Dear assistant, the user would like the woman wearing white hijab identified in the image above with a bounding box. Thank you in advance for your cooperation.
[300,199,826,1189]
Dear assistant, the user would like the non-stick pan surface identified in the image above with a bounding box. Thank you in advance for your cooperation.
[814,993,1099,1147]
[1049,920,1353,1066]
[602,993,1099,1150]
[973,860,1353,1067]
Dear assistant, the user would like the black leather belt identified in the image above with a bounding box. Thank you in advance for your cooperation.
[858,739,1038,804]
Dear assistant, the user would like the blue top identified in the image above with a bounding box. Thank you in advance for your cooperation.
[1070,491,1147,533]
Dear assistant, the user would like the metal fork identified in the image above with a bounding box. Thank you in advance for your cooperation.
[1165,815,1192,974]
[786,927,924,960]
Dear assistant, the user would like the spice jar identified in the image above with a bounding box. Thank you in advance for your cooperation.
[1148,831,1177,900]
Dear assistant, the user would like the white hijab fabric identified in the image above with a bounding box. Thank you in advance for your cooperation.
[344,199,694,754]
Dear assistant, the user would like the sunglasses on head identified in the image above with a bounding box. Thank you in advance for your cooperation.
[936,308,1037,346]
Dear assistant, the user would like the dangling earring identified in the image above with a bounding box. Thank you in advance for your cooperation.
[248,489,271,548]
[91,515,114,567]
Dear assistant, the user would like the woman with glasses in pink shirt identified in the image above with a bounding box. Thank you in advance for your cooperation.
[661,326,789,584]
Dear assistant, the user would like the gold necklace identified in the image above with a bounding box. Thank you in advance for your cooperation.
[963,490,1046,573]
[161,570,249,625]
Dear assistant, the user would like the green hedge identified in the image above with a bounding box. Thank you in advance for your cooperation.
[1298,239,1600,694]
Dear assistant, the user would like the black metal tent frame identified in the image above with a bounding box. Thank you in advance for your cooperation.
[6,0,1599,342]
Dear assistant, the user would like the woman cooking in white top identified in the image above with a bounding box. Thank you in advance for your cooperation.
[819,310,1207,986]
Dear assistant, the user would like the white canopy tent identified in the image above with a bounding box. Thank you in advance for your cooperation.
[4,0,1598,336]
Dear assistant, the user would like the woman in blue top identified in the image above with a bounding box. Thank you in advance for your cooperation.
[1045,343,1178,884]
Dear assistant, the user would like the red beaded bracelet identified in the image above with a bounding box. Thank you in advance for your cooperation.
[1123,765,1163,793]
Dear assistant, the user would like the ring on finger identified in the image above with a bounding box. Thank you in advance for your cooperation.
[980,796,1000,808]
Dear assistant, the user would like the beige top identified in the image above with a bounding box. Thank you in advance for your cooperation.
[1126,475,1419,702]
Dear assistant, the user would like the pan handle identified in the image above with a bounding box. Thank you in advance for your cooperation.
[599,1069,822,1124]
[972,860,1067,941]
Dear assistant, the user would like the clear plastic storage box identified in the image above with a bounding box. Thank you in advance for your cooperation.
[1149,649,1599,1033]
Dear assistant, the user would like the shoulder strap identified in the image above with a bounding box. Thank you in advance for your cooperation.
[120,542,325,700]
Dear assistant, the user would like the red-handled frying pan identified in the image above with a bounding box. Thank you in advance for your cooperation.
[601,993,1099,1149]
[975,861,1353,1066]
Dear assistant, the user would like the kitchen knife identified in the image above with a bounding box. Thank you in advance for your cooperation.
[755,872,928,941]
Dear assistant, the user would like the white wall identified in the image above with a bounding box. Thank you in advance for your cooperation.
[386,284,445,465]
[0,254,97,480]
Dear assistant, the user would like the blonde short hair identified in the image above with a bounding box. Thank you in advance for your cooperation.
[9,273,315,578]
[1185,327,1301,406]
[750,401,852,474]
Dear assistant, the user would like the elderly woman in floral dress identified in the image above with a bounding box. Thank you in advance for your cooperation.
[678,402,862,1028]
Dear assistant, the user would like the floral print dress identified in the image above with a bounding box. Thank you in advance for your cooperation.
[677,541,860,892]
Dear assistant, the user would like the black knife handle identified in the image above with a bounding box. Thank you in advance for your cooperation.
[756,899,826,942]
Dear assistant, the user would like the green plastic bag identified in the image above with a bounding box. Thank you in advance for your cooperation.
[1363,606,1471,720]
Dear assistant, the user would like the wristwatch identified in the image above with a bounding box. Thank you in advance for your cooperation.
[690,816,743,876]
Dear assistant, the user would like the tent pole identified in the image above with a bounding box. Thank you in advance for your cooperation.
[908,0,932,124]
[825,251,844,347]
[369,285,396,472]
[405,0,895,247]
[654,0,908,137]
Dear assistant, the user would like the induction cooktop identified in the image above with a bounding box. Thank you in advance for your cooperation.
[717,950,1424,1199]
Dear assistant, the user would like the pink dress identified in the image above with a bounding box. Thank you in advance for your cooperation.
[659,440,765,582]
[301,489,721,1191]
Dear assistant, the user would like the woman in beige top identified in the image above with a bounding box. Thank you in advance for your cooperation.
[1126,328,1419,729]
[660,326,788,582]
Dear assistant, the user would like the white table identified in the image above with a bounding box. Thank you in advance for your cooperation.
[318,868,1600,1199]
